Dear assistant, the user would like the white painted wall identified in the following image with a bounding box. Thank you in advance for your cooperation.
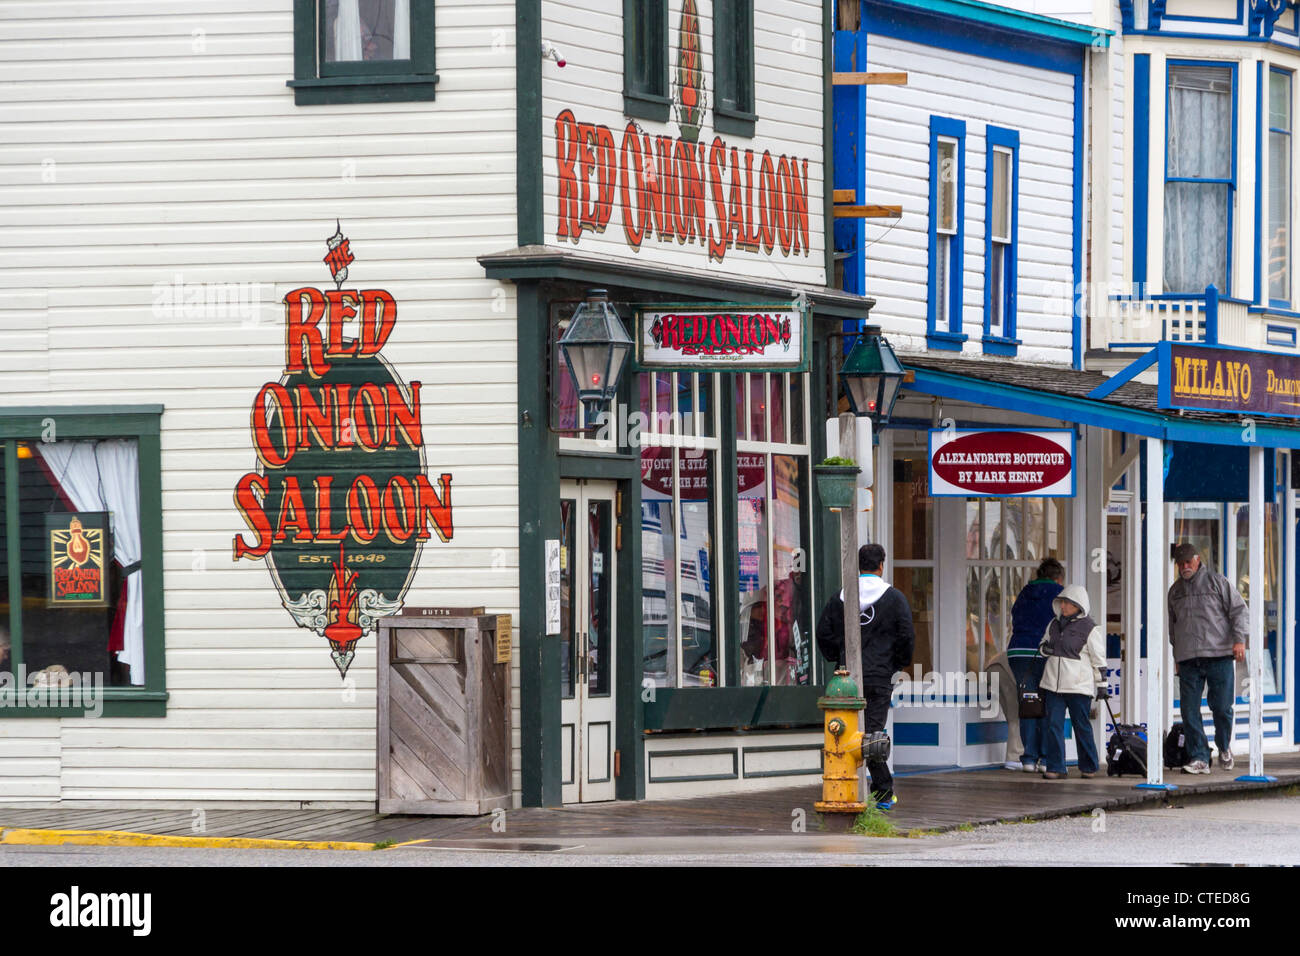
[0,1,522,804]
[540,0,826,287]
[863,34,1079,364]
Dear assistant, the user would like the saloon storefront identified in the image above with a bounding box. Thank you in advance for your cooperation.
[877,352,1299,782]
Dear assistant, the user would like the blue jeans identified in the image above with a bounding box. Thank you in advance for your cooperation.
[1177,656,1236,764]
[1043,689,1099,775]
[1009,655,1045,764]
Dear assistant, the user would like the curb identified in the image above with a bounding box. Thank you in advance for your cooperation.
[0,827,386,852]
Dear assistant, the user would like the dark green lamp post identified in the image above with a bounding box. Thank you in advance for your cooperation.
[558,289,634,417]
[838,324,905,424]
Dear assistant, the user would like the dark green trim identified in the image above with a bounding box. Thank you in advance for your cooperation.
[480,248,874,320]
[0,407,167,718]
[558,452,638,481]
[516,282,563,807]
[719,375,740,690]
[823,0,835,284]
[289,0,439,105]
[647,748,738,783]
[812,335,838,682]
[517,0,543,246]
[643,686,823,730]
[4,441,20,674]
[623,0,669,121]
[713,0,756,137]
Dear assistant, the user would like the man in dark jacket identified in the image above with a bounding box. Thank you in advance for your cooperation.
[816,543,915,809]
[1168,542,1248,774]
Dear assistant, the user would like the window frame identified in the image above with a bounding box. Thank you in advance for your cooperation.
[713,0,757,137]
[289,0,439,106]
[623,0,671,122]
[928,116,968,351]
[0,407,167,718]
[984,126,1020,355]
[1269,66,1293,309]
[1163,59,1238,296]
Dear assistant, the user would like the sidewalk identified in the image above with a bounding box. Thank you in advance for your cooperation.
[3,753,1297,850]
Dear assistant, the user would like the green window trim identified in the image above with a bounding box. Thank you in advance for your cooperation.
[713,0,756,138]
[288,0,439,106]
[0,406,167,719]
[624,0,671,122]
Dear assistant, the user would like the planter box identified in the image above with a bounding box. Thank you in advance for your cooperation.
[813,464,860,509]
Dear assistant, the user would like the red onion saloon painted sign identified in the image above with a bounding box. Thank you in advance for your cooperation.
[552,0,813,264]
[232,226,455,677]
[637,305,805,370]
[927,429,1075,498]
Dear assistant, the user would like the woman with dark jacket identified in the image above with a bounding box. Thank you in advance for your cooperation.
[1006,558,1064,772]
[1038,584,1107,780]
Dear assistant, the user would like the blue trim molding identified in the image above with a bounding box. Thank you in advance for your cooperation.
[1257,60,1266,305]
[928,115,968,351]
[1073,70,1085,368]
[894,722,941,746]
[1134,54,1151,290]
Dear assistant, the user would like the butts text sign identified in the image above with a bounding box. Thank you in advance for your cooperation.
[636,305,805,371]
[928,429,1075,498]
[1159,341,1300,417]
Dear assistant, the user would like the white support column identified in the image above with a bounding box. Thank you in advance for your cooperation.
[1286,455,1296,750]
[1247,446,1267,779]
[1144,437,1168,788]
[1126,458,1143,724]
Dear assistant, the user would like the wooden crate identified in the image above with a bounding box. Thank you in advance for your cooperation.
[377,615,511,815]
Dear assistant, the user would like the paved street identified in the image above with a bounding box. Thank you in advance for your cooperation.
[3,791,1297,866]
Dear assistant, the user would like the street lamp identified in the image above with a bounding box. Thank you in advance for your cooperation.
[558,289,633,417]
[838,324,905,424]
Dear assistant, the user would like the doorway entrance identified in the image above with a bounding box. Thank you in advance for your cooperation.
[559,480,617,803]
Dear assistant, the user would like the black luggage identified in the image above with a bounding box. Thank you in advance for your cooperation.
[1164,722,1189,769]
[1102,697,1148,777]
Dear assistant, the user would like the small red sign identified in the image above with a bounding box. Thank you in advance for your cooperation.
[928,430,1074,497]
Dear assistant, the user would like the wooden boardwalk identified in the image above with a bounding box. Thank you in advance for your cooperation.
[3,754,1297,846]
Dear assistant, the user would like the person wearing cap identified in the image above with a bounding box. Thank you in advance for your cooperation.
[1037,584,1107,779]
[1168,542,1247,774]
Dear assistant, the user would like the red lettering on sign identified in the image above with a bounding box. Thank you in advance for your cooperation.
[555,109,580,242]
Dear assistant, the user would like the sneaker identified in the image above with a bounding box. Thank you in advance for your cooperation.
[874,793,898,811]
[1034,760,1046,773]
[1022,761,1039,773]
[1219,750,1235,772]
[1004,760,1023,771]
[1182,760,1211,775]
[1042,771,1066,780]
[1080,770,1096,779]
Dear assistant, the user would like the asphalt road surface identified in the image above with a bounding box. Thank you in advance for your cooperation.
[2,791,1298,867]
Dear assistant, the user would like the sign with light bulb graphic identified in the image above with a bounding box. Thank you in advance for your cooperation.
[47,512,111,607]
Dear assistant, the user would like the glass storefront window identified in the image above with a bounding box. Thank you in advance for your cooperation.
[892,450,934,678]
[1232,502,1281,697]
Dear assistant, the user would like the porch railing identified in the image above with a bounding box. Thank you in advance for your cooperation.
[1104,285,1255,349]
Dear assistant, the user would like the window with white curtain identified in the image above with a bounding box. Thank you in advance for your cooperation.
[290,0,436,105]
[1270,69,1292,306]
[323,0,411,63]
[1164,63,1235,295]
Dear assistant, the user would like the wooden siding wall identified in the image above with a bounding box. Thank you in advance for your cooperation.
[862,35,1079,364]
[539,0,827,286]
[0,1,522,805]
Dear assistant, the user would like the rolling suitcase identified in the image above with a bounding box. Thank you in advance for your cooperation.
[1102,696,1148,777]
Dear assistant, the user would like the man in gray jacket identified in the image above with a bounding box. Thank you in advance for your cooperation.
[1168,543,1248,774]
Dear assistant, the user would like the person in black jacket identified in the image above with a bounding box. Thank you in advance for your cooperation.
[816,543,915,809]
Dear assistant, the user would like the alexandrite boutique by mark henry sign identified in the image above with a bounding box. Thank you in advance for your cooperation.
[928,429,1076,497]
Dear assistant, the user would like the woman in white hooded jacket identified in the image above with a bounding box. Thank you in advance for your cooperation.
[1037,584,1107,780]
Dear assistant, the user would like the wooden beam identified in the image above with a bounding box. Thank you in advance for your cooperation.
[833,204,902,219]
[832,189,856,203]
[832,71,908,86]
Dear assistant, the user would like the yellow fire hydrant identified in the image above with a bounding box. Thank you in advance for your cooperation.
[814,668,890,813]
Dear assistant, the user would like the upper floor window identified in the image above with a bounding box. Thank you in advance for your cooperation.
[713,0,756,136]
[289,0,437,106]
[928,117,967,350]
[1269,69,1292,307]
[1164,62,1235,294]
[624,0,670,121]
[985,126,1020,353]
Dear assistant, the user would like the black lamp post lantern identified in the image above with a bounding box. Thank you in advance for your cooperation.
[558,289,633,417]
[838,324,905,424]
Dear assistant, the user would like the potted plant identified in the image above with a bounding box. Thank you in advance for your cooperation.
[813,456,860,509]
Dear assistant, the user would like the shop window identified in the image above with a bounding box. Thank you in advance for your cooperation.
[289,0,438,106]
[624,0,670,121]
[640,373,721,688]
[928,117,967,350]
[984,126,1019,354]
[964,496,1067,674]
[1269,69,1292,307]
[735,372,812,687]
[1230,502,1281,698]
[0,411,165,718]
[891,451,934,677]
[1164,62,1235,294]
[713,0,756,137]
